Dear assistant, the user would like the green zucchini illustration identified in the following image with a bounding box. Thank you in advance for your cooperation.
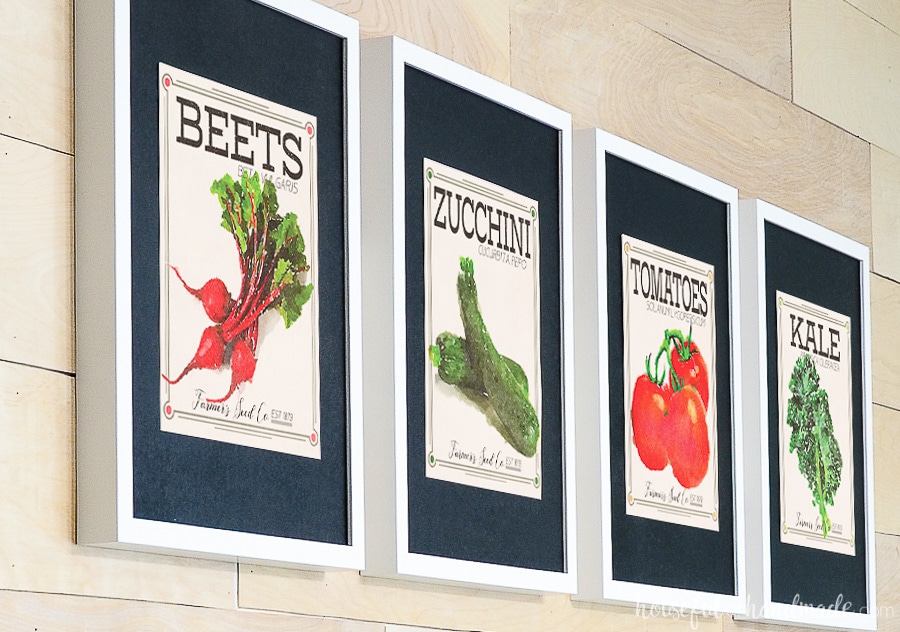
[430,332,529,397]
[430,256,539,458]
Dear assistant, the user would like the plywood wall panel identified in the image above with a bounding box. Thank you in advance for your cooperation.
[0,589,384,632]
[793,0,900,157]
[605,0,791,98]
[0,136,74,374]
[316,0,510,83]
[871,146,900,282]
[876,533,900,629]
[846,0,900,35]
[238,565,723,632]
[509,0,872,249]
[0,0,73,153]
[874,404,900,536]
[0,361,236,607]
[871,274,900,411]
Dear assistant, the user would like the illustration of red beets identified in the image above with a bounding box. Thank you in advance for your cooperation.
[161,172,314,403]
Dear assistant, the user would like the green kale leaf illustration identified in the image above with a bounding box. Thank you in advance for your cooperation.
[786,354,843,538]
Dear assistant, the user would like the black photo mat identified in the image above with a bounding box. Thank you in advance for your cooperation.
[605,153,737,594]
[764,222,869,611]
[129,0,351,544]
[403,66,566,572]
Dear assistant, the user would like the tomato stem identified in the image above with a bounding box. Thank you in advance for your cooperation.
[665,326,695,362]
[659,328,691,391]
[645,349,667,386]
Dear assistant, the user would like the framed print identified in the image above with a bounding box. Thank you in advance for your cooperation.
[572,128,746,614]
[360,36,576,593]
[74,0,363,569]
[739,198,876,630]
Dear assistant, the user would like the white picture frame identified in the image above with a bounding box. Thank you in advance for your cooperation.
[360,36,577,594]
[572,127,747,615]
[738,198,876,630]
[74,0,364,570]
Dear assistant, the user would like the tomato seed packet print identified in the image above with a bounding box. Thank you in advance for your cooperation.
[158,63,321,459]
[622,234,719,531]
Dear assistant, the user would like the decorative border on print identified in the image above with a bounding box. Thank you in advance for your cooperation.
[158,66,322,454]
[622,238,719,525]
[423,159,543,498]
[73,0,363,570]
[776,293,854,553]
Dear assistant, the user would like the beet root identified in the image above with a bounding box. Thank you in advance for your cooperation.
[162,325,225,385]
[169,264,233,324]
[206,336,257,403]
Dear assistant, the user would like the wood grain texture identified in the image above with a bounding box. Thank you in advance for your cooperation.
[871,274,900,411]
[872,146,900,282]
[874,404,900,536]
[0,589,383,632]
[0,136,74,373]
[792,0,900,157]
[315,0,510,83]
[0,0,73,153]
[0,361,237,607]
[876,533,900,628]
[237,565,723,632]
[604,0,791,98]
[846,0,900,37]
[509,0,872,248]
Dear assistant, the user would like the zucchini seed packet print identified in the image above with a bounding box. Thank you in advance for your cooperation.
[424,158,542,499]
[776,291,855,556]
[158,62,321,459]
[622,234,719,530]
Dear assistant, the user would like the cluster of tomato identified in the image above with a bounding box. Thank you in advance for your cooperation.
[630,331,710,489]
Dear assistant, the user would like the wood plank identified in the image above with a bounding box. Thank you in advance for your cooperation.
[876,533,900,628]
[871,146,900,282]
[0,136,74,373]
[871,274,900,411]
[0,589,382,632]
[846,0,900,36]
[792,0,900,157]
[0,361,236,607]
[874,404,900,536]
[238,565,722,632]
[315,0,510,83]
[0,0,73,153]
[509,0,872,249]
[605,0,791,98]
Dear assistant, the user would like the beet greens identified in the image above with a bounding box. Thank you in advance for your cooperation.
[211,172,314,341]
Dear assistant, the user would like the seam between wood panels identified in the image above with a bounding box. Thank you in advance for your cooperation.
[787,0,794,101]
[0,132,74,158]
[875,402,900,416]
[0,358,75,378]
[844,0,900,38]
